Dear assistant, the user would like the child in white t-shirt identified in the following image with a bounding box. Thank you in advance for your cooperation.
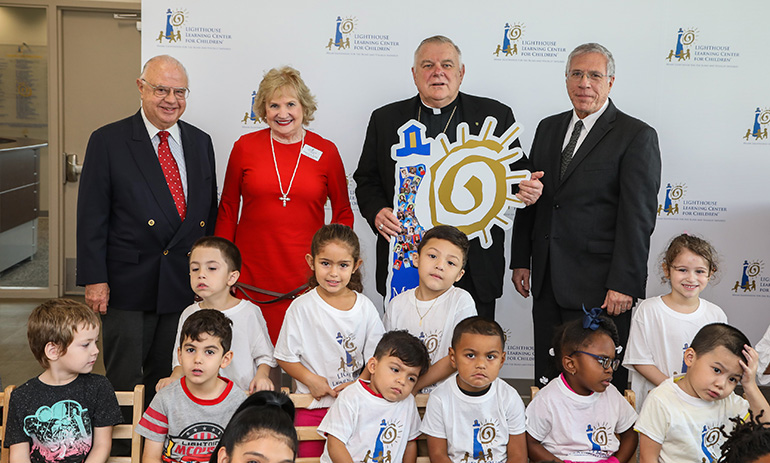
[421,316,527,463]
[526,309,638,463]
[318,330,430,463]
[156,236,275,393]
[635,323,769,463]
[274,224,385,458]
[624,234,727,410]
[383,225,476,393]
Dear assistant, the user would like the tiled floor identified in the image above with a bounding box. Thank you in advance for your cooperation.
[0,297,105,389]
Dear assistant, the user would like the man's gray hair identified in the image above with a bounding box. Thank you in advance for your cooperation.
[413,35,462,67]
[565,43,615,77]
[139,54,190,83]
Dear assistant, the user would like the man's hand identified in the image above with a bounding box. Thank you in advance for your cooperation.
[374,207,401,241]
[516,171,544,205]
[512,268,531,298]
[601,289,632,316]
[85,283,110,315]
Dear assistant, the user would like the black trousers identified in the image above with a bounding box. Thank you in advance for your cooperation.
[456,267,496,322]
[102,307,180,407]
[532,266,632,391]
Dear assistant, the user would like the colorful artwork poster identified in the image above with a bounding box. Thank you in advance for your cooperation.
[386,118,531,302]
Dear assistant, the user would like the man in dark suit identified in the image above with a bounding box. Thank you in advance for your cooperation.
[511,43,661,389]
[354,35,542,319]
[77,55,217,401]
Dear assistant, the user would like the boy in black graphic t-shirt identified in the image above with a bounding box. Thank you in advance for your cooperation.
[4,299,122,463]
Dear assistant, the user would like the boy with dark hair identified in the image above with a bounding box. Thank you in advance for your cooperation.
[137,309,247,463]
[157,236,275,393]
[383,225,476,393]
[318,330,430,463]
[636,323,770,463]
[5,299,122,463]
[421,316,527,463]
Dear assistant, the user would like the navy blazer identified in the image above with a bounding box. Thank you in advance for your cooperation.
[511,99,661,308]
[77,111,217,314]
[354,92,524,301]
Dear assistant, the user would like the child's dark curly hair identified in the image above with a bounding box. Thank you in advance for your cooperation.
[551,310,620,375]
[718,410,770,463]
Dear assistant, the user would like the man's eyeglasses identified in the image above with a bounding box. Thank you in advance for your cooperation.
[141,79,190,99]
[571,350,620,371]
[567,70,610,83]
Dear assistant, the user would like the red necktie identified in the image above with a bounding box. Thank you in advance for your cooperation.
[157,131,186,220]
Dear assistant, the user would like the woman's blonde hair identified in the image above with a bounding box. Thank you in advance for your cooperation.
[253,66,317,125]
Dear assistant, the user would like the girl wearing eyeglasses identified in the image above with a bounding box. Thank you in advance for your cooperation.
[525,309,638,463]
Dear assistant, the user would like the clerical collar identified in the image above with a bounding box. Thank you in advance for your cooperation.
[419,96,459,115]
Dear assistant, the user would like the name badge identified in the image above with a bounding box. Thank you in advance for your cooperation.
[301,145,323,161]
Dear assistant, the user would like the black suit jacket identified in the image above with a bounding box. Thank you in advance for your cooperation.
[76,111,217,314]
[354,92,523,300]
[511,99,661,308]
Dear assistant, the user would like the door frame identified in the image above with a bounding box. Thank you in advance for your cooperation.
[0,0,139,299]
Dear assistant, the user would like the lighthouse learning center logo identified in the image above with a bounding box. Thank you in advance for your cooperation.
[493,23,524,57]
[325,16,356,51]
[743,107,770,142]
[731,260,768,296]
[156,8,186,43]
[241,90,259,125]
[665,26,740,67]
[656,181,726,223]
[492,22,566,63]
[665,28,697,62]
[154,6,234,50]
[324,15,400,57]
[657,183,686,216]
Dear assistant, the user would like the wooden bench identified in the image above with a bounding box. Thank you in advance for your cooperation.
[0,384,144,463]
[290,393,431,463]
[107,384,145,463]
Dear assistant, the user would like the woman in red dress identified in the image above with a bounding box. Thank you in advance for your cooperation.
[216,66,354,345]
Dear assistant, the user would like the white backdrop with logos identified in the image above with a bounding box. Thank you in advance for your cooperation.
[141,0,770,378]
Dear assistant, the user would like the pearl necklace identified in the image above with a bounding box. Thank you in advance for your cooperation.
[270,130,305,207]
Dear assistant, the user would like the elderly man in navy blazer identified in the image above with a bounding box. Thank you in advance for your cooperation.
[512,43,661,390]
[77,55,217,401]
[354,35,543,320]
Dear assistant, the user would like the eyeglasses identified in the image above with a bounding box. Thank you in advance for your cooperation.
[571,350,620,371]
[141,79,190,99]
[567,70,610,83]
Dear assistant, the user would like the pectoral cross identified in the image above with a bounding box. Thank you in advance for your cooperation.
[280,194,290,207]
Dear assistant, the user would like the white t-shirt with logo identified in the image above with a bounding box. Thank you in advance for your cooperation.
[383,286,477,393]
[635,377,748,463]
[623,296,727,410]
[172,300,276,392]
[318,380,421,463]
[421,375,526,463]
[274,288,385,408]
[525,374,637,462]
